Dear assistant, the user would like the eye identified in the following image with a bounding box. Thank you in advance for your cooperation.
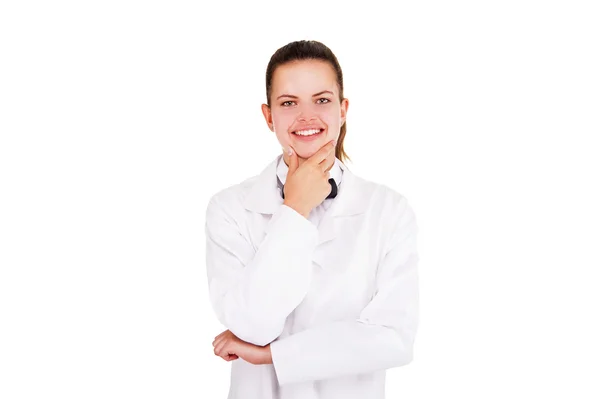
[281,101,295,107]
[317,98,331,104]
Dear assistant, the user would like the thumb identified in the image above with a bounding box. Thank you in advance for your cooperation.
[287,146,298,175]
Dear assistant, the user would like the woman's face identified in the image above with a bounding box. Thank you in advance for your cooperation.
[262,59,349,160]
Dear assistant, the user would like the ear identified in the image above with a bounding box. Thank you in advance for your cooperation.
[261,104,274,132]
[340,98,349,126]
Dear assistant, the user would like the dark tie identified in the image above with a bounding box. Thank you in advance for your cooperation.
[281,178,337,200]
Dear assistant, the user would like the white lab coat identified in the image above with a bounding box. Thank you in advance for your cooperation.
[205,153,419,399]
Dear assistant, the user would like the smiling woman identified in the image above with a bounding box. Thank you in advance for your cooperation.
[261,43,351,168]
[205,40,419,399]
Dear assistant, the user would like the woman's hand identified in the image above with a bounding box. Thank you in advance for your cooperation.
[212,330,273,365]
[283,140,336,218]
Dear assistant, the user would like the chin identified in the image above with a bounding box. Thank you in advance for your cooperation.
[295,143,325,158]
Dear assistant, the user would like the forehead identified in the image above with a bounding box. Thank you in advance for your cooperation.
[272,59,338,95]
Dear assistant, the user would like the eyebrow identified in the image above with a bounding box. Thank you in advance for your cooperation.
[276,90,334,100]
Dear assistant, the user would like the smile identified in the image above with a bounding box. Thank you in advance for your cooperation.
[292,128,325,136]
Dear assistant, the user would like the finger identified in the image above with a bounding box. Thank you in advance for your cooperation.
[212,333,226,346]
[213,332,229,347]
[214,340,228,356]
[307,140,336,166]
[217,339,240,359]
[287,145,298,175]
[218,346,237,360]
[219,353,235,361]
[215,330,229,341]
[212,336,224,347]
[219,353,238,362]
[320,150,336,174]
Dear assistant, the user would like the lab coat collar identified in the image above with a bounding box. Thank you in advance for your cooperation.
[276,153,343,188]
[242,153,369,246]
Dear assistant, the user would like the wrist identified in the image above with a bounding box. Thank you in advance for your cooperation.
[262,344,273,365]
[283,201,310,218]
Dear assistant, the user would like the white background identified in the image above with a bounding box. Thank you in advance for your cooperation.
[1,1,599,398]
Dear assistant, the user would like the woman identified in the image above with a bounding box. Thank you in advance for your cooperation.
[205,40,419,399]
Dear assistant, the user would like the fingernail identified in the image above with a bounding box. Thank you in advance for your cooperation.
[288,147,293,155]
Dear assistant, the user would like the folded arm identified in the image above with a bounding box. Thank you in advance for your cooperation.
[206,196,318,346]
[269,197,419,385]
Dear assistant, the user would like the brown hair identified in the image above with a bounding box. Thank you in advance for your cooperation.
[265,40,351,163]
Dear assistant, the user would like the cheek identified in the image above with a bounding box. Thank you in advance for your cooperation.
[271,112,293,136]
[321,111,341,128]
[272,112,295,129]
[320,104,342,121]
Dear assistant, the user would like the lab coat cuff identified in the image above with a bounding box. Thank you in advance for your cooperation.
[269,336,303,386]
[267,204,318,240]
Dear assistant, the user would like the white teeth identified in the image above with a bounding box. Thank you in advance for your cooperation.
[294,129,322,136]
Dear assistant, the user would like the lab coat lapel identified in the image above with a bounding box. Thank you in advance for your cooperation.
[242,154,370,272]
[312,160,370,272]
[315,160,368,244]
[241,154,282,215]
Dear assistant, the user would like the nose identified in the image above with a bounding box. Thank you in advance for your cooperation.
[297,115,317,122]
[297,104,319,122]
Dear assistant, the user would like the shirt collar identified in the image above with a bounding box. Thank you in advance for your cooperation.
[276,153,343,188]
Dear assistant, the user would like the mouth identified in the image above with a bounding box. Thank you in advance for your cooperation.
[291,128,326,140]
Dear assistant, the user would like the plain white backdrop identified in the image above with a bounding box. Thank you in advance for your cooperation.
[1,1,599,398]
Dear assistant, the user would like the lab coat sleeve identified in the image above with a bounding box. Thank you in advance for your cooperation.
[205,195,319,347]
[269,197,419,385]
